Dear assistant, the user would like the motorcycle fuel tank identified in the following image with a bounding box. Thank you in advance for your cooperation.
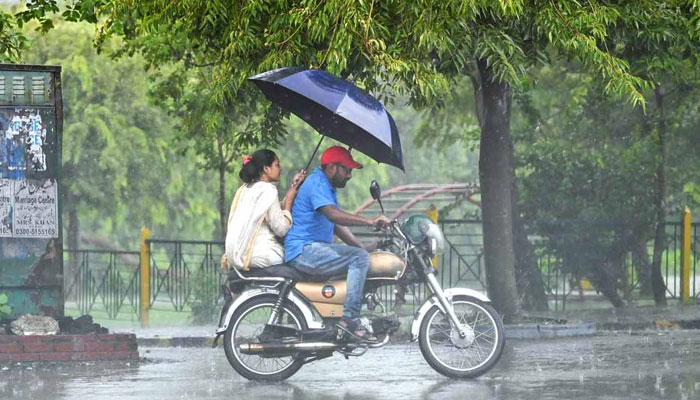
[367,251,406,280]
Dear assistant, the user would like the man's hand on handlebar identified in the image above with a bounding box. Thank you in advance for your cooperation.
[370,215,392,230]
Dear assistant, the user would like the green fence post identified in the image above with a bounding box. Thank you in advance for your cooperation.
[681,208,691,303]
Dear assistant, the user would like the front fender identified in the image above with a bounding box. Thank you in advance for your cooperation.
[410,288,490,342]
[215,287,323,335]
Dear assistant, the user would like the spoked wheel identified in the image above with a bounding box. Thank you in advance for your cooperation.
[419,295,505,379]
[224,296,307,381]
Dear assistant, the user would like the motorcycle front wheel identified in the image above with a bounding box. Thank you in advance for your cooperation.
[419,295,505,379]
[224,295,307,381]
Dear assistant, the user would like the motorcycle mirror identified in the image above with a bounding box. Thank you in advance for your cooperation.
[370,180,382,200]
[370,180,385,214]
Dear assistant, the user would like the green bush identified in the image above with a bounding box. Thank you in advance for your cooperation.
[0,293,11,316]
[188,269,220,324]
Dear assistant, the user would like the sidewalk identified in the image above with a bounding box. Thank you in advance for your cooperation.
[114,304,700,347]
[526,304,700,331]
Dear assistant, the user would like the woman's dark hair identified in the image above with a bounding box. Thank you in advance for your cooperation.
[239,149,277,183]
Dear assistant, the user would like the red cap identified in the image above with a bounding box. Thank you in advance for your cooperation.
[320,146,363,169]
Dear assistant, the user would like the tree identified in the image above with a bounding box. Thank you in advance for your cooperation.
[513,57,700,307]
[21,20,221,257]
[607,1,700,305]
[66,0,686,320]
[148,67,286,235]
[513,65,658,306]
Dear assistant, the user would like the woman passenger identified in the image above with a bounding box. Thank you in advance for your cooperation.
[223,149,306,270]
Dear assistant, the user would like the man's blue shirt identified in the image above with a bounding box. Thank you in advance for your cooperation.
[284,168,339,261]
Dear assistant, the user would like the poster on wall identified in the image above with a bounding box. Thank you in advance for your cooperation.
[0,178,11,236]
[12,179,58,238]
[0,108,55,179]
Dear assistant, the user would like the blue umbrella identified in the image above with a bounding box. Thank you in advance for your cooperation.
[249,67,404,171]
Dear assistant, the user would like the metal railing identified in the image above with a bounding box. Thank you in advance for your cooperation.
[147,239,225,312]
[64,249,140,318]
[538,222,699,309]
[62,220,697,318]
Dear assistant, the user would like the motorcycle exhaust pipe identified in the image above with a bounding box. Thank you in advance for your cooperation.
[239,342,339,355]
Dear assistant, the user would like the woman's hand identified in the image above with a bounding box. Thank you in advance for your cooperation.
[283,169,307,211]
[290,169,307,190]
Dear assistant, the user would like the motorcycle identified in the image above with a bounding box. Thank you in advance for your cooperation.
[214,181,505,381]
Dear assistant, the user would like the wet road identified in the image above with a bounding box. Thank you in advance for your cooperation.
[3,330,700,399]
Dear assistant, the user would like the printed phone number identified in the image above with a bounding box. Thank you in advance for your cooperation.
[14,227,57,236]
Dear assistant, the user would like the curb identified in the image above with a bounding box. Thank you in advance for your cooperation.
[504,323,596,339]
[136,322,599,347]
[137,337,217,347]
[134,318,700,347]
[597,318,700,332]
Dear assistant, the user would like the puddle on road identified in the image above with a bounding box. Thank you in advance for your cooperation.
[2,332,700,399]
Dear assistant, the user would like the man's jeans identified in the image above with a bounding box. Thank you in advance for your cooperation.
[289,242,370,318]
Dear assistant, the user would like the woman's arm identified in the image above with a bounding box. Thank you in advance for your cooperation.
[282,170,307,211]
[266,198,293,237]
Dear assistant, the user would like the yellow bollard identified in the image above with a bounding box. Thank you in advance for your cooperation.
[681,208,691,303]
[140,227,151,327]
[426,204,439,267]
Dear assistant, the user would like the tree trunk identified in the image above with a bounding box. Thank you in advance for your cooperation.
[216,133,227,237]
[590,264,626,308]
[475,58,521,321]
[650,85,668,306]
[507,117,548,311]
[66,206,80,289]
[512,211,549,311]
[632,235,652,297]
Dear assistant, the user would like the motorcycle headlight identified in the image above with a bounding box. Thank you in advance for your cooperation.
[401,215,445,254]
[424,223,445,255]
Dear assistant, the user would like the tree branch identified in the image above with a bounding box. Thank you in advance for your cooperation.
[275,0,326,46]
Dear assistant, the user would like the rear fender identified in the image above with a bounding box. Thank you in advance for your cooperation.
[215,287,324,335]
[409,288,490,342]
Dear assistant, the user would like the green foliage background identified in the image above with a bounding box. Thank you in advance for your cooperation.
[1,1,698,310]
[13,19,480,248]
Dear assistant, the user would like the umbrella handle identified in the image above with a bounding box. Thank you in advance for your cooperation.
[304,135,325,171]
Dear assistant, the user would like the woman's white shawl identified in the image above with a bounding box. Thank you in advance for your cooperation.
[224,181,292,270]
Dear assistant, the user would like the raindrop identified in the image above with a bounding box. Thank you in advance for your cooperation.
[680,383,688,400]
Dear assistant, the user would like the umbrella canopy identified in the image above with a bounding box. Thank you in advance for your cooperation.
[249,67,404,171]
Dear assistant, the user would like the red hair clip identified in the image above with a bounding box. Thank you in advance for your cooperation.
[242,156,253,165]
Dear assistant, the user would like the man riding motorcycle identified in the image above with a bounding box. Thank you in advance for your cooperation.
[284,146,391,341]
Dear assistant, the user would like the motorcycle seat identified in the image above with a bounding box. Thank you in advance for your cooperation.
[236,263,346,283]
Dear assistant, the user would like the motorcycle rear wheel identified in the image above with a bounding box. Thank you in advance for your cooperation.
[224,296,307,381]
[419,295,505,379]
